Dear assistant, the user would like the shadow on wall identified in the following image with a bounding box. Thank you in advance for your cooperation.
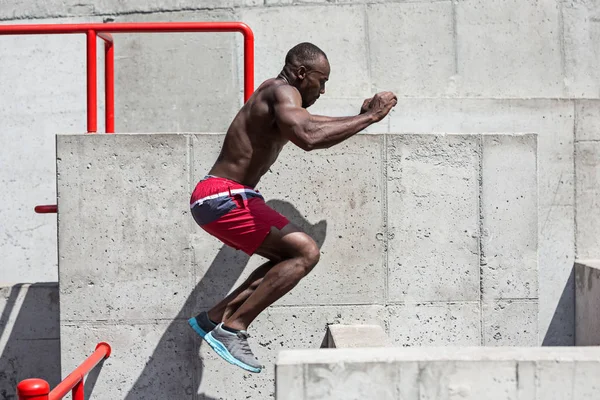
[125,199,327,400]
[542,266,575,346]
[0,283,61,400]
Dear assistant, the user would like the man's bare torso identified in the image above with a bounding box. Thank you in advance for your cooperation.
[208,78,291,188]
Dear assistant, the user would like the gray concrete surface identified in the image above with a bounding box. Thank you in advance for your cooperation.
[325,325,391,348]
[57,132,537,399]
[276,347,600,400]
[575,260,600,346]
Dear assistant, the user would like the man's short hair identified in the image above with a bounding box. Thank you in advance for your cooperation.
[285,42,328,67]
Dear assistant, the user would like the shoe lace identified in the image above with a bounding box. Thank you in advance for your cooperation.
[236,331,256,356]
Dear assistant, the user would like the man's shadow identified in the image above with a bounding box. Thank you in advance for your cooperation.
[124,199,327,399]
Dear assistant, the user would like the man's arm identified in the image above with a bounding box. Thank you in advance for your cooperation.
[273,86,396,151]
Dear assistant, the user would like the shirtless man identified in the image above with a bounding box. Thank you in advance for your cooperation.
[188,42,397,373]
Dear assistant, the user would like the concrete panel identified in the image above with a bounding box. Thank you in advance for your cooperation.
[481,134,538,300]
[224,135,386,306]
[367,2,456,96]
[57,134,194,321]
[576,141,600,259]
[110,10,240,133]
[455,0,562,97]
[483,301,538,346]
[239,5,370,98]
[0,284,61,399]
[576,100,600,141]
[535,360,600,400]
[387,303,481,346]
[61,321,196,400]
[387,134,480,303]
[563,2,600,98]
[575,260,600,346]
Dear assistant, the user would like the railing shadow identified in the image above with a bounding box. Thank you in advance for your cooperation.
[0,283,61,399]
[125,199,327,399]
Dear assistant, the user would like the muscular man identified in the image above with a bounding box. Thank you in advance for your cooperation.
[188,42,397,373]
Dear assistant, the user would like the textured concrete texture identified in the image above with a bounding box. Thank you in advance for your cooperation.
[325,324,391,348]
[575,260,600,346]
[57,132,538,398]
[0,284,61,399]
[3,1,600,350]
[276,347,600,400]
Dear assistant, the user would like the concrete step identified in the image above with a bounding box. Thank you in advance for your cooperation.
[325,324,391,348]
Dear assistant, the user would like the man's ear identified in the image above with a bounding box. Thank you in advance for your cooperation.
[297,65,307,80]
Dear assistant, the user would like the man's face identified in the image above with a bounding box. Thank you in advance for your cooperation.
[298,56,330,108]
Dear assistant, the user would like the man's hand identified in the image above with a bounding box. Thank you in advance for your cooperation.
[362,91,397,122]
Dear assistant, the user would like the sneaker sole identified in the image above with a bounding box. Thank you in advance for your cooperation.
[204,331,262,373]
[188,317,209,340]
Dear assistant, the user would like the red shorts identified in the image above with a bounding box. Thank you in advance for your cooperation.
[190,175,289,255]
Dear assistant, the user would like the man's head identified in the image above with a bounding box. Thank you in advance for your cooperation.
[283,42,330,108]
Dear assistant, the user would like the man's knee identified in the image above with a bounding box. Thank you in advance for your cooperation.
[298,237,320,274]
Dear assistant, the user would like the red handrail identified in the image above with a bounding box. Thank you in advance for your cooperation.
[0,22,255,214]
[16,342,112,400]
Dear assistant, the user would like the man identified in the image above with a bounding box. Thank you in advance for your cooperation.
[188,42,397,373]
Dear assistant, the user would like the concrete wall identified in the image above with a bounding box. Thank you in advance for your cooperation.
[56,132,537,399]
[1,0,599,395]
[276,347,600,400]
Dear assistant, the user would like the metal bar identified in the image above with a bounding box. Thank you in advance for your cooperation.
[0,21,254,35]
[71,382,83,400]
[34,205,57,214]
[243,30,254,102]
[48,343,111,400]
[86,30,97,133]
[102,34,115,133]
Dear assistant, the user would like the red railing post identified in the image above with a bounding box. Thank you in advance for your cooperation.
[17,379,50,400]
[71,381,83,400]
[243,26,254,102]
[104,37,115,133]
[86,30,97,133]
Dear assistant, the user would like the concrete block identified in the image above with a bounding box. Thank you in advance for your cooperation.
[367,2,456,96]
[229,135,386,306]
[60,321,196,400]
[239,5,371,97]
[483,300,538,346]
[0,284,61,398]
[57,134,194,321]
[575,260,600,345]
[387,303,481,346]
[563,2,600,98]
[455,0,562,97]
[387,134,480,303]
[277,347,600,400]
[325,324,391,348]
[576,100,600,141]
[576,141,600,259]
[111,10,240,133]
[481,134,538,300]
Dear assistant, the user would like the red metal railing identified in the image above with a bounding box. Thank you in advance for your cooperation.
[16,342,112,400]
[0,22,255,213]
